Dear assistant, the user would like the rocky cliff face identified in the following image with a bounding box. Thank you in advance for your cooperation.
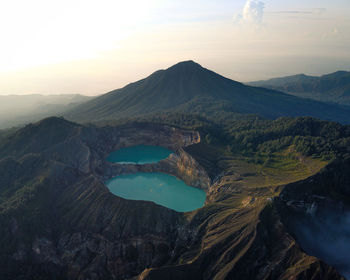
[160,148,211,191]
[89,122,211,191]
[87,122,201,158]
[101,148,211,192]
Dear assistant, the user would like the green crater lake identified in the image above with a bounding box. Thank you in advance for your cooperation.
[106,172,206,212]
[107,145,173,164]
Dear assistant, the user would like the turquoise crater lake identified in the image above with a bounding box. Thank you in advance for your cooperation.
[106,172,206,212]
[107,145,173,164]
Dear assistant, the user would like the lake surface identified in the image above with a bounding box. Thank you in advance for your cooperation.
[107,145,173,164]
[106,172,206,212]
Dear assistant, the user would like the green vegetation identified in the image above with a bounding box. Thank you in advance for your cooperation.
[115,113,350,193]
[0,117,81,159]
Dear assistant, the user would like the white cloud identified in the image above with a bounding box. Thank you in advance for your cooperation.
[234,0,265,25]
[313,8,327,15]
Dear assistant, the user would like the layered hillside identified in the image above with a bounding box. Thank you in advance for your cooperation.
[248,71,350,105]
[66,61,350,124]
[1,115,349,279]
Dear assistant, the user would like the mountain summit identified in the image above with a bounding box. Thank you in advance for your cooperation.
[66,61,350,124]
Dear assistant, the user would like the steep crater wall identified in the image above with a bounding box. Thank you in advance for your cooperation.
[102,148,211,192]
[89,123,211,193]
[54,123,212,278]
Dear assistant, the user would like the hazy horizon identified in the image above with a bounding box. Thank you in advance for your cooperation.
[0,0,349,95]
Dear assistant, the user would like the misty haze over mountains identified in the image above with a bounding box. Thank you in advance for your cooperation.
[0,94,92,129]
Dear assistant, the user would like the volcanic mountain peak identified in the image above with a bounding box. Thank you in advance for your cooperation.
[169,60,202,69]
[65,61,350,124]
[146,59,239,85]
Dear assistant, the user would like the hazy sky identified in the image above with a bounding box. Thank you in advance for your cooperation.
[0,0,349,95]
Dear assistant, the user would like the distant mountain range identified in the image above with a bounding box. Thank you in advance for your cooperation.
[0,94,92,129]
[247,71,350,105]
[66,61,350,124]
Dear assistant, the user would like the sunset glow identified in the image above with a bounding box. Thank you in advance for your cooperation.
[0,0,349,94]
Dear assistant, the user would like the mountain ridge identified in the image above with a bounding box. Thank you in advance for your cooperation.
[247,70,350,105]
[65,61,350,124]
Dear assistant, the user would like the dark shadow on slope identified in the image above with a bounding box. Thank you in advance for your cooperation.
[290,210,350,279]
